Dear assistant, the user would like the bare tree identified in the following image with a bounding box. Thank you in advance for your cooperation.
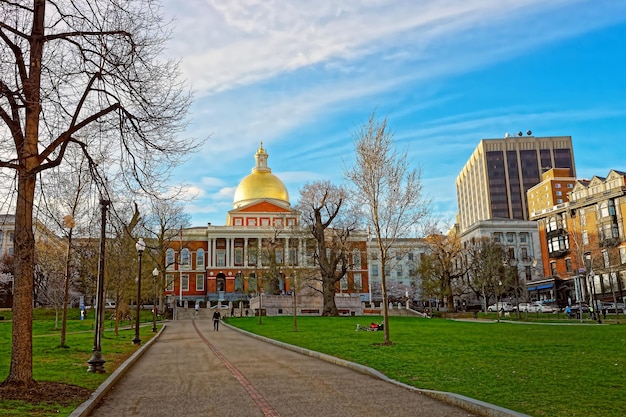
[36,148,97,347]
[417,231,468,311]
[296,180,359,316]
[105,202,142,335]
[33,238,66,327]
[141,197,191,313]
[465,238,510,312]
[0,1,195,386]
[344,112,430,344]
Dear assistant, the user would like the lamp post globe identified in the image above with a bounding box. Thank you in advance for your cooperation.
[132,238,146,345]
[152,267,159,332]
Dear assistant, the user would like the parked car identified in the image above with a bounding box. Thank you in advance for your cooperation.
[535,303,556,313]
[601,302,625,313]
[569,303,590,313]
[487,302,515,312]
[516,302,535,313]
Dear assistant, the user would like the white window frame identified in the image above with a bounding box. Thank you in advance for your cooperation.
[196,249,205,269]
[196,274,205,291]
[217,250,226,267]
[354,273,362,290]
[166,274,174,291]
[353,249,361,269]
[181,274,189,291]
[181,248,190,268]
[340,276,348,290]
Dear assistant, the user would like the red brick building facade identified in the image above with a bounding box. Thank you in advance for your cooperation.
[530,170,626,307]
[163,144,370,310]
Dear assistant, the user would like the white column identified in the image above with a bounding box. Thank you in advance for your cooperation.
[244,237,248,267]
[226,238,231,267]
[211,238,216,267]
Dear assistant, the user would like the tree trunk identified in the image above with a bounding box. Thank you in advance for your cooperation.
[381,275,391,344]
[444,273,454,311]
[3,174,37,386]
[321,278,338,316]
[3,1,45,386]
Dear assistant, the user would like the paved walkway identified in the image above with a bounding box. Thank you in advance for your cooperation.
[72,319,528,417]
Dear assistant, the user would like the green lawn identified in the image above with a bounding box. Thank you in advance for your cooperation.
[227,315,626,417]
[1,310,624,417]
[0,308,159,417]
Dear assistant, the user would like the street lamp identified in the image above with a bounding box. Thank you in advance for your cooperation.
[88,199,109,373]
[152,267,159,332]
[132,238,145,345]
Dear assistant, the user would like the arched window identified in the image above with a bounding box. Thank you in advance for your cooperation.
[352,249,361,269]
[181,248,190,267]
[547,217,557,232]
[600,202,609,218]
[196,249,205,269]
[166,248,175,266]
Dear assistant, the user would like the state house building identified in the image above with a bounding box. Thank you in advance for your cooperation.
[163,143,370,309]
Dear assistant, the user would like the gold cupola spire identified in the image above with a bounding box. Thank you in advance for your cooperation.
[253,141,269,172]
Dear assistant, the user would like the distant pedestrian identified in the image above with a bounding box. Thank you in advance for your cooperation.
[245,309,249,317]
[603,308,607,320]
[565,305,573,319]
[212,310,221,331]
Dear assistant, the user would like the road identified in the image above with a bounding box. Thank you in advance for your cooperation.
[87,319,477,417]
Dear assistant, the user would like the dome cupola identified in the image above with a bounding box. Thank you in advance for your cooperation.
[233,143,290,208]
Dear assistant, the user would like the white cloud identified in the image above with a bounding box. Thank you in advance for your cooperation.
[164,0,625,96]
[216,187,236,199]
[159,0,626,226]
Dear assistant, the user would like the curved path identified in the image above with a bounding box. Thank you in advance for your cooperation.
[84,319,478,417]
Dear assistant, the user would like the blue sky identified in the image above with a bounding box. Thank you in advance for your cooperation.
[161,0,626,228]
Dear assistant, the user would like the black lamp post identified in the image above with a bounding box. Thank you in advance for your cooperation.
[132,238,145,345]
[88,199,109,373]
[152,267,159,332]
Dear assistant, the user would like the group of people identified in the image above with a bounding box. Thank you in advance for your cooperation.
[564,305,606,322]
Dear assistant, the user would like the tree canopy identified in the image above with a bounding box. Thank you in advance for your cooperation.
[1,0,195,386]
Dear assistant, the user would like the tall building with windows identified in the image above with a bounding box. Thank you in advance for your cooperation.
[456,134,575,233]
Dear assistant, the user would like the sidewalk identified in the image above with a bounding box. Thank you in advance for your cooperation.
[71,319,530,417]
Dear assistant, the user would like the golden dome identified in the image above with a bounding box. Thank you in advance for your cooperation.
[233,143,290,208]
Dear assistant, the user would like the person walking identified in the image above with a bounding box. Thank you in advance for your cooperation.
[212,310,221,331]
